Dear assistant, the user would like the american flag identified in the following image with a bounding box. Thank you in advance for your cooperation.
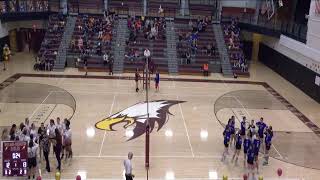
[316,0,320,14]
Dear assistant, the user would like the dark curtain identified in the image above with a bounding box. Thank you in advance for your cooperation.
[294,0,311,24]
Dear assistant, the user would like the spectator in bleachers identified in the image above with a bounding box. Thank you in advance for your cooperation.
[103,52,109,66]
[70,39,75,51]
[125,48,136,62]
[108,58,113,75]
[97,42,102,56]
[203,63,209,76]
[186,51,191,64]
[78,37,83,50]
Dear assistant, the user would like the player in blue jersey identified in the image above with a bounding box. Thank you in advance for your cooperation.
[246,145,256,179]
[229,116,236,146]
[154,71,160,91]
[252,135,261,173]
[240,116,247,138]
[263,126,273,166]
[243,133,252,166]
[221,125,231,162]
[231,130,242,165]
[256,117,267,142]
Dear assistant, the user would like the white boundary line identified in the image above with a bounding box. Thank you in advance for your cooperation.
[177,95,194,157]
[98,94,116,157]
[42,178,302,180]
[73,155,222,159]
[28,91,53,119]
[49,90,218,97]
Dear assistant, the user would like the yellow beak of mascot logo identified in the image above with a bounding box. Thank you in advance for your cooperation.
[95,116,135,131]
[94,100,185,141]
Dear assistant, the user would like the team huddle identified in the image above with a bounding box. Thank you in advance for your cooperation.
[221,116,274,177]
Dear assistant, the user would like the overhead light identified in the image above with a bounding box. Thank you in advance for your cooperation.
[86,127,95,138]
[200,129,208,141]
[125,129,134,138]
[209,170,218,179]
[165,171,175,180]
[165,129,173,137]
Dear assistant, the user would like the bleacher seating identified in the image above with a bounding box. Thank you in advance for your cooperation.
[36,14,66,71]
[125,16,168,73]
[175,18,219,75]
[68,14,116,71]
[78,0,103,14]
[189,3,215,18]
[222,20,250,76]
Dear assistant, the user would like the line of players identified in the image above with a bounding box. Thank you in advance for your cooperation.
[221,116,274,177]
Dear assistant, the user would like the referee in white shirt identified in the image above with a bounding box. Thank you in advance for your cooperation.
[124,152,134,180]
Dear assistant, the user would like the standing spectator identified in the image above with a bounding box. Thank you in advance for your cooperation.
[27,140,38,179]
[84,56,88,76]
[108,58,113,76]
[135,69,140,92]
[103,53,109,66]
[54,129,62,171]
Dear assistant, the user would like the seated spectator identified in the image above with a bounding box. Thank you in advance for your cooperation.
[206,44,212,56]
[211,44,216,56]
[103,53,109,66]
[96,42,102,56]
[70,39,75,51]
[186,51,191,64]
[103,33,111,45]
[98,30,103,39]
[203,63,209,76]
[78,37,83,50]
[125,48,135,62]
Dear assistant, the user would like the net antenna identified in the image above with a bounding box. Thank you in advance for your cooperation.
[266,0,275,20]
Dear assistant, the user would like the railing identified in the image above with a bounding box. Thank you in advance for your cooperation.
[221,14,308,43]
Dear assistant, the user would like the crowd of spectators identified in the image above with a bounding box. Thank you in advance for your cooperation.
[70,13,116,69]
[177,16,216,65]
[125,16,166,63]
[34,14,65,71]
[1,117,72,178]
[223,18,248,72]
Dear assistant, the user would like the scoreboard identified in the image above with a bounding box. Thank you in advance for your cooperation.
[2,141,28,177]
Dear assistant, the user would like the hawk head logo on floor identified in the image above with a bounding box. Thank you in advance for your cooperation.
[95,100,185,141]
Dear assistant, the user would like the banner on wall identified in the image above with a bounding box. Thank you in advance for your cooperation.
[316,0,320,14]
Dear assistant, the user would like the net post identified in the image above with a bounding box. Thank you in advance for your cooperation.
[145,55,150,168]
[145,123,150,168]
